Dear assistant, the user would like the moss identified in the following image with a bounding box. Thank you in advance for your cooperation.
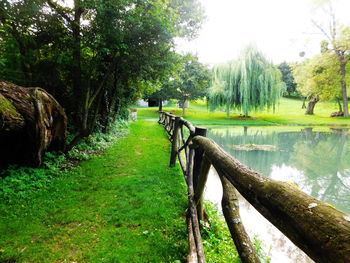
[0,94,23,120]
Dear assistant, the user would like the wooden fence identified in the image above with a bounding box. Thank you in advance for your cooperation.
[158,111,350,263]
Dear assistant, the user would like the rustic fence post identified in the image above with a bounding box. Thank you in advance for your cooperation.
[194,155,211,222]
[158,111,163,124]
[187,147,206,263]
[193,127,207,188]
[169,116,181,167]
[219,175,261,263]
[192,127,207,221]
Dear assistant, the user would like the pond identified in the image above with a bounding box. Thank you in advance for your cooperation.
[204,126,350,263]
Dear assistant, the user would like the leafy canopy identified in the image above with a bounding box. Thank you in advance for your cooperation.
[146,53,210,103]
[278,62,297,96]
[209,45,285,116]
[0,0,205,139]
[293,51,350,100]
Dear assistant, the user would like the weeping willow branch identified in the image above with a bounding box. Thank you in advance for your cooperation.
[208,45,285,117]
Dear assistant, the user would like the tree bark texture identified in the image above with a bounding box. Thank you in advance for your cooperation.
[336,97,343,113]
[158,98,163,112]
[187,213,198,263]
[192,136,350,263]
[194,155,211,223]
[336,54,349,117]
[186,147,206,263]
[0,81,67,167]
[305,97,319,115]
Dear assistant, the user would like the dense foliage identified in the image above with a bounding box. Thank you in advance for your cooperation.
[0,0,204,147]
[293,52,349,102]
[209,45,285,117]
[145,53,210,114]
[311,0,350,116]
[278,62,297,96]
[293,26,350,114]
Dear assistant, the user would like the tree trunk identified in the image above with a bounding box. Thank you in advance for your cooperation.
[72,0,83,127]
[0,81,67,167]
[336,53,349,118]
[301,97,307,109]
[226,103,230,118]
[158,98,163,112]
[305,97,319,115]
[341,83,349,117]
[336,97,343,113]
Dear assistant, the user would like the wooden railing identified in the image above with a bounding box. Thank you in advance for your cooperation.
[159,111,350,263]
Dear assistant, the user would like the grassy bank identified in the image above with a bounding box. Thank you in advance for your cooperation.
[138,98,350,126]
[0,121,188,262]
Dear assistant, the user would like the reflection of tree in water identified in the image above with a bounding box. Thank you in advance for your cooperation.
[208,126,350,214]
[291,128,350,214]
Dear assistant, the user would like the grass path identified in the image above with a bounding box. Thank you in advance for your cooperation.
[0,121,188,263]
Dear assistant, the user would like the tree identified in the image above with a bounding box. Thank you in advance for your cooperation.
[0,81,67,167]
[147,53,210,116]
[0,0,205,148]
[278,62,297,96]
[209,45,285,117]
[144,79,178,111]
[293,52,349,115]
[311,0,350,117]
[175,54,210,116]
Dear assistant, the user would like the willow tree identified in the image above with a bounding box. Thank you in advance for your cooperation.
[209,45,284,117]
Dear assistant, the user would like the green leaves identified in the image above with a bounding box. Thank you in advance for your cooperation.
[293,51,346,100]
[209,45,284,117]
[278,62,297,95]
[0,0,205,134]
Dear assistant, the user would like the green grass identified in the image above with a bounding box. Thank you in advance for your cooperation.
[137,98,350,127]
[201,202,271,263]
[0,121,188,262]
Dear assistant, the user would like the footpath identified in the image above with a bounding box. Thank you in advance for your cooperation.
[0,120,188,262]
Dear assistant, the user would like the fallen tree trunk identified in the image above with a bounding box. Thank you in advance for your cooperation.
[193,136,350,263]
[0,81,67,167]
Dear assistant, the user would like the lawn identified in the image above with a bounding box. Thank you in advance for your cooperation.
[0,121,188,263]
[137,97,350,127]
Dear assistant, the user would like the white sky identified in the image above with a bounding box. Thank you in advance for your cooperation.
[176,0,350,65]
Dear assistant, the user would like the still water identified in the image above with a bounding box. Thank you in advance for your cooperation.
[204,126,350,263]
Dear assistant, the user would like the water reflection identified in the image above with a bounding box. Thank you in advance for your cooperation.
[208,126,350,214]
[205,126,350,263]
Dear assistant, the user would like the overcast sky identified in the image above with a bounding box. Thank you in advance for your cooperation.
[176,0,350,65]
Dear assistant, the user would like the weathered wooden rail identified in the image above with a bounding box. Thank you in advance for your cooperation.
[159,111,350,263]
